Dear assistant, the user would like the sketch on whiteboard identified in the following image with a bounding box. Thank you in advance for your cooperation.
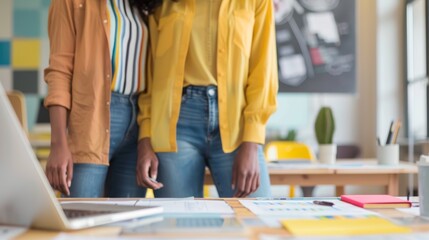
[274,0,356,93]
[300,0,340,12]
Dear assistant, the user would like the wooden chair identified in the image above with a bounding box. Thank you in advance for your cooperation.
[7,90,28,133]
[265,141,316,197]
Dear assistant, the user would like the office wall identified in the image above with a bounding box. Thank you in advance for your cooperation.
[377,0,405,144]
[0,0,50,130]
[268,0,380,158]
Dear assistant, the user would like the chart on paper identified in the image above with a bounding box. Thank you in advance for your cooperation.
[239,200,377,217]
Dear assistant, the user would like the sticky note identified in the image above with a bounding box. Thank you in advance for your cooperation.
[281,217,411,236]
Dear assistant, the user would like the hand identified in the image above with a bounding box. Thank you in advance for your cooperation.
[46,142,73,196]
[232,142,260,198]
[136,138,163,190]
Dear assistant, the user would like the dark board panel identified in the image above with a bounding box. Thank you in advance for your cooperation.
[275,0,356,93]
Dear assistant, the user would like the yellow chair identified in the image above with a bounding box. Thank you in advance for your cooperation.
[7,90,28,133]
[265,141,315,197]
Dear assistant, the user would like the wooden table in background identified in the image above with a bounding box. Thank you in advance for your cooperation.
[205,159,418,196]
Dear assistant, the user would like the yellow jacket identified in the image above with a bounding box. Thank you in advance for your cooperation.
[138,0,278,153]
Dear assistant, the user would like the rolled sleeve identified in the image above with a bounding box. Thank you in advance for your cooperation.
[44,0,76,110]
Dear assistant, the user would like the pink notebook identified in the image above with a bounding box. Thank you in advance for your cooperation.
[341,195,411,209]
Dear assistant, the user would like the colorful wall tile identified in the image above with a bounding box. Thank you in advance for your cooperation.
[13,70,39,94]
[13,9,41,37]
[0,0,13,38]
[0,0,52,127]
[0,41,11,66]
[12,39,41,69]
[14,0,43,9]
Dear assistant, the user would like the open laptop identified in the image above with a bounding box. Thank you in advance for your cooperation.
[0,83,163,230]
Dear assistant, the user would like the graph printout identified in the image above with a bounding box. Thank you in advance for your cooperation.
[239,200,377,217]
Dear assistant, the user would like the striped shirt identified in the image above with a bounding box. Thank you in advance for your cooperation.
[107,0,148,95]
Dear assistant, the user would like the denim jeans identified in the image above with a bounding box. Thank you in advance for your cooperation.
[154,86,271,198]
[68,92,147,198]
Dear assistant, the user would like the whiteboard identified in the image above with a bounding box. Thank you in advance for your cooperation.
[275,0,356,93]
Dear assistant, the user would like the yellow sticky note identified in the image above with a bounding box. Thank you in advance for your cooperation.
[281,217,411,236]
[12,39,40,69]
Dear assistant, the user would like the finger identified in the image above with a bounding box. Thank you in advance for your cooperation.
[52,167,61,191]
[136,167,143,187]
[65,162,73,196]
[66,160,73,189]
[253,173,260,194]
[243,174,254,197]
[249,173,259,196]
[149,158,159,180]
[234,173,247,198]
[241,174,254,198]
[141,163,162,189]
[59,166,69,196]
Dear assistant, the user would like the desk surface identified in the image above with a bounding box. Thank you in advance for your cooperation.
[13,198,429,239]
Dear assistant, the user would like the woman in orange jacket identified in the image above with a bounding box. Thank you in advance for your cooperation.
[44,0,158,197]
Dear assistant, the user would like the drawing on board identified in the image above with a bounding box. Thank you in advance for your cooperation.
[274,0,356,93]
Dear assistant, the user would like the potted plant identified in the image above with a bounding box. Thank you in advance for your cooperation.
[315,106,336,164]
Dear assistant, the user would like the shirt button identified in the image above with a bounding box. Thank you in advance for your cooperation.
[219,48,224,53]
[208,89,215,96]
[106,74,110,78]
[105,129,109,133]
[103,19,108,24]
[106,101,110,106]
[79,3,83,8]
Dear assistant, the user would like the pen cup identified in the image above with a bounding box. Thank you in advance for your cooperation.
[377,144,399,165]
[419,156,429,218]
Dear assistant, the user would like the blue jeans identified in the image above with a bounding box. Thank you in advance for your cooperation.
[154,86,271,198]
[68,93,147,198]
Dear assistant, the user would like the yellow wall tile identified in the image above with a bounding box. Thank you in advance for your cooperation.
[12,39,41,69]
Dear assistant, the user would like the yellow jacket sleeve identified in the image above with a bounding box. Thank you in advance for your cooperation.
[137,46,153,140]
[242,0,279,144]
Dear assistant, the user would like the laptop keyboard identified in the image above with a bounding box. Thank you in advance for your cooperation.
[63,209,116,219]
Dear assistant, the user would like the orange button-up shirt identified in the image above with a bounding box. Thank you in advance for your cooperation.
[44,0,149,165]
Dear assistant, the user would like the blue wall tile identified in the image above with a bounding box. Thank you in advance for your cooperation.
[13,9,41,37]
[14,0,43,9]
[0,41,11,66]
[40,9,49,39]
[41,0,51,8]
[25,94,41,131]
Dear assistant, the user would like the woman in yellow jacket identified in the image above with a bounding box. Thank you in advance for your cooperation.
[137,0,278,197]
[44,0,156,197]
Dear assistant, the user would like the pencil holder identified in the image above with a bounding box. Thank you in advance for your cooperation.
[377,144,399,165]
